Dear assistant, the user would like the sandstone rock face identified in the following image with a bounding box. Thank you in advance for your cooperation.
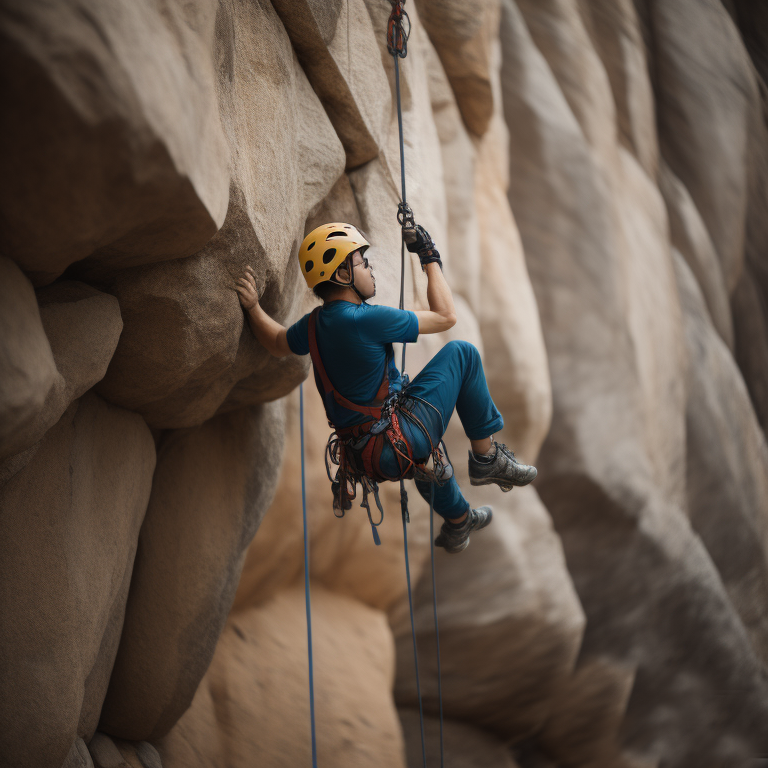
[0,257,58,457]
[1,280,123,462]
[92,0,345,429]
[271,0,390,169]
[400,710,520,768]
[394,485,584,742]
[2,0,768,766]
[0,0,229,285]
[158,587,406,768]
[416,0,501,137]
[0,393,155,768]
[502,0,768,764]
[99,400,286,740]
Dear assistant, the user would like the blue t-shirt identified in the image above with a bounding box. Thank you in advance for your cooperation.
[287,301,419,427]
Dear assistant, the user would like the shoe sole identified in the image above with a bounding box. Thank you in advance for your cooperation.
[435,508,493,553]
[469,475,531,491]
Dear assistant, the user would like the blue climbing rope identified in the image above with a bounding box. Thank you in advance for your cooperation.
[300,383,318,768]
[430,484,445,767]
[390,5,430,766]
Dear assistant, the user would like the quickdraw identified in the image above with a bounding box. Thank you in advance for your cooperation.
[387,0,411,58]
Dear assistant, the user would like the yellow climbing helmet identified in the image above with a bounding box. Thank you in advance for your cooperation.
[299,223,370,289]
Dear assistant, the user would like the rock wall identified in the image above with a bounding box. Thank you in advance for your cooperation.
[1,1,767,767]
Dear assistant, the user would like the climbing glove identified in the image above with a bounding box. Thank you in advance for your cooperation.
[403,223,443,271]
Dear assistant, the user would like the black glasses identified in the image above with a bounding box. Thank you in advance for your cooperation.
[353,256,370,270]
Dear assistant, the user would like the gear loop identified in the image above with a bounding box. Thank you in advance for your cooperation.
[387,0,411,58]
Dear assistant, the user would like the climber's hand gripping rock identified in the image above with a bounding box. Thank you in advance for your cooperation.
[235,266,292,357]
[235,265,259,311]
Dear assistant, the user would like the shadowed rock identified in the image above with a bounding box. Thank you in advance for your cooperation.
[99,400,286,740]
[0,394,155,768]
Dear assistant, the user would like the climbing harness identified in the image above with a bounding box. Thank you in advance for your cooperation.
[308,307,452,545]
[300,2,445,765]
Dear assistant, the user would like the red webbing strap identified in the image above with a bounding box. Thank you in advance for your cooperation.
[307,308,382,418]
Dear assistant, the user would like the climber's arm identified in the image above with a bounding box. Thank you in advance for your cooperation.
[414,262,457,334]
[236,267,293,358]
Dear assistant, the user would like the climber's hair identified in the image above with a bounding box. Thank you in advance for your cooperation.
[313,278,342,302]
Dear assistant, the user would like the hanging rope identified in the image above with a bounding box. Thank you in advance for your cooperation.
[300,383,319,768]
[430,484,445,767]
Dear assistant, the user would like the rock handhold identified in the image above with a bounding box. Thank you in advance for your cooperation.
[0,257,58,458]
[1,280,123,462]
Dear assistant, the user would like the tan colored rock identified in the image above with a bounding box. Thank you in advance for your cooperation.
[649,0,758,292]
[501,0,768,763]
[425,42,482,311]
[400,710,519,768]
[0,0,229,285]
[93,0,346,429]
[395,486,584,741]
[271,0,390,169]
[416,0,501,137]
[1,280,123,462]
[658,162,733,349]
[99,400,287,740]
[0,393,155,768]
[0,257,57,456]
[732,263,768,435]
[578,0,658,177]
[516,0,618,163]
[159,587,406,768]
[675,251,768,666]
[538,656,635,768]
[474,39,551,464]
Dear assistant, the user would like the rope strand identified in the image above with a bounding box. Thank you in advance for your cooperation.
[300,384,319,768]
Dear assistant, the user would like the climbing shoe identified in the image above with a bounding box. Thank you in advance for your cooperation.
[468,442,537,492]
[434,506,493,554]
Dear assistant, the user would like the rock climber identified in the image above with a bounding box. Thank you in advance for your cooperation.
[235,217,537,553]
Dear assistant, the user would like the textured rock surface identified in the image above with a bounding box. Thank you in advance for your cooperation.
[0,257,58,457]
[92,0,345,429]
[158,587,405,768]
[417,0,501,137]
[271,0,390,169]
[0,393,155,768]
[1,281,123,461]
[1,0,768,765]
[99,400,286,740]
[395,486,584,741]
[0,0,229,285]
[400,710,519,768]
[502,0,768,764]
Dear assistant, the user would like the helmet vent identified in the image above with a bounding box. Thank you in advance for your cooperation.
[307,241,315,250]
[326,231,347,239]
[305,260,314,272]
[322,248,337,264]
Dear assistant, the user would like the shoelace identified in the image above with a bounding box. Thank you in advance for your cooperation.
[496,443,517,462]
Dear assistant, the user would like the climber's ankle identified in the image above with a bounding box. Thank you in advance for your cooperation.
[470,436,493,456]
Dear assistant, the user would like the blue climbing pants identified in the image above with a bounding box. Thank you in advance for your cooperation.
[379,340,504,520]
